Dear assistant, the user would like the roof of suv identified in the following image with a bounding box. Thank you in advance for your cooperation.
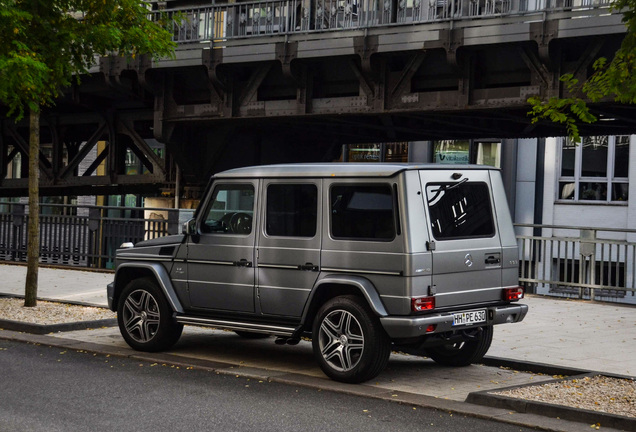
[215,163,498,179]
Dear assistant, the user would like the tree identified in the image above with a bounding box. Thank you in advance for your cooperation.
[528,0,636,142]
[0,1,175,307]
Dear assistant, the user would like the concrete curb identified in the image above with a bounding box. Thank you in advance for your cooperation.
[0,318,117,334]
[482,356,592,377]
[466,374,636,431]
[0,293,107,308]
[0,328,627,432]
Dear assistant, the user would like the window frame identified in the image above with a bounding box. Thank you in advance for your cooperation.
[557,135,630,204]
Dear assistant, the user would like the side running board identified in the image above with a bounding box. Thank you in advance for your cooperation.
[175,315,297,338]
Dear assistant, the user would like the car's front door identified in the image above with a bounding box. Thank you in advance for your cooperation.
[187,181,258,313]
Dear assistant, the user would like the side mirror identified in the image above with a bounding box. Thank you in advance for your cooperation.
[182,218,197,236]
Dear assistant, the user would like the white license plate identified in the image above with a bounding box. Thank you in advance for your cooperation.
[452,309,487,326]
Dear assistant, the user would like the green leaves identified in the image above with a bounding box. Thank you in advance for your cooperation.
[528,0,636,141]
[0,0,175,120]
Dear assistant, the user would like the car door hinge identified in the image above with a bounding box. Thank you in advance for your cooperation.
[426,241,436,251]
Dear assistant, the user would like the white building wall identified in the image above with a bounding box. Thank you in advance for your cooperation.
[537,135,636,305]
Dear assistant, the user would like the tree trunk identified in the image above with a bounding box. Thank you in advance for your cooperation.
[24,108,40,308]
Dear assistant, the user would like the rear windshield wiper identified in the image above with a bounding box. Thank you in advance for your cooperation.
[427,178,468,204]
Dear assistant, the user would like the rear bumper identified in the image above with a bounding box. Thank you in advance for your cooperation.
[380,303,528,339]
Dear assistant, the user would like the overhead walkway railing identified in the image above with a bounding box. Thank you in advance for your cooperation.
[516,223,636,303]
[148,0,613,43]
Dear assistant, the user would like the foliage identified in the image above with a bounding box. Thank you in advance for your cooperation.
[0,0,176,307]
[0,0,176,119]
[528,0,636,142]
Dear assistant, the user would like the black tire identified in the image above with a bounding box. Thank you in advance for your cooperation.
[312,296,391,383]
[427,325,494,367]
[117,278,183,352]
[234,331,271,339]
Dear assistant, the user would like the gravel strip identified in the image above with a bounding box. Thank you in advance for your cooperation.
[0,298,115,325]
[492,375,636,418]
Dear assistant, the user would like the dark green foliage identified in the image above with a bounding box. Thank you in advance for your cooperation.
[528,0,636,142]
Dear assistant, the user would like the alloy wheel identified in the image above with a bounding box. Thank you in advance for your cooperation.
[318,309,365,372]
[122,289,161,343]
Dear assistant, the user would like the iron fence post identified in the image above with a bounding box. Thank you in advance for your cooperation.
[11,204,25,262]
[580,229,596,300]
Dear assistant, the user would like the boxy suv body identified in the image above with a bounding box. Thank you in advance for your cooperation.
[107,163,528,383]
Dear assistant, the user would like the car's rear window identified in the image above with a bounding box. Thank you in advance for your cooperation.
[426,181,495,240]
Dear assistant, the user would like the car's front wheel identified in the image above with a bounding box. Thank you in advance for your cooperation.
[312,296,390,383]
[117,278,183,352]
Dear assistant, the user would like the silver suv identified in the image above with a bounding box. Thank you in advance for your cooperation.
[107,163,528,383]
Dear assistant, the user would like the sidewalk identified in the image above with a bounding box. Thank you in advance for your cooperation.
[1,263,635,431]
[0,263,112,306]
[2,262,634,377]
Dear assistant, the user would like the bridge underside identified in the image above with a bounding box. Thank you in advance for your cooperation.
[1,12,634,197]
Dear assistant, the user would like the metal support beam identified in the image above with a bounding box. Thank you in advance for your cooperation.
[119,120,166,177]
[59,121,107,180]
[520,46,556,96]
[6,122,53,180]
[390,51,427,100]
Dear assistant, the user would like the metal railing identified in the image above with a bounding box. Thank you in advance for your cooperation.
[516,224,636,302]
[1,204,633,303]
[148,0,613,43]
[0,203,192,270]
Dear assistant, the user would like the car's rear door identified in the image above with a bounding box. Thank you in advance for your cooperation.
[420,169,503,311]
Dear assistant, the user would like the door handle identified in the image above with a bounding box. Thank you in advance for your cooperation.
[235,259,253,267]
[298,263,319,271]
[485,256,501,265]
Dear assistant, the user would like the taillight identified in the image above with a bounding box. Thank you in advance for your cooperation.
[503,286,524,301]
[412,296,435,312]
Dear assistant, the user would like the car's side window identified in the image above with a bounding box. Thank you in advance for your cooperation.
[266,183,318,237]
[201,183,254,234]
[330,184,395,241]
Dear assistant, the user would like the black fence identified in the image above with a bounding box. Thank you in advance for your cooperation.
[0,203,190,269]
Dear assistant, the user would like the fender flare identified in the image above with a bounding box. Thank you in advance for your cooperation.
[301,274,388,326]
[113,262,184,314]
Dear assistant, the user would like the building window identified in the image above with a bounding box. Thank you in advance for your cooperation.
[558,136,630,203]
[433,139,501,168]
[345,143,409,162]
[434,140,470,164]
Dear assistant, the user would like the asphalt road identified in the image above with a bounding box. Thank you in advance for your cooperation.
[0,339,537,432]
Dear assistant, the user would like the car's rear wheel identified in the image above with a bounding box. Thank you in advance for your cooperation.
[312,296,390,383]
[117,278,183,352]
[427,325,494,367]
